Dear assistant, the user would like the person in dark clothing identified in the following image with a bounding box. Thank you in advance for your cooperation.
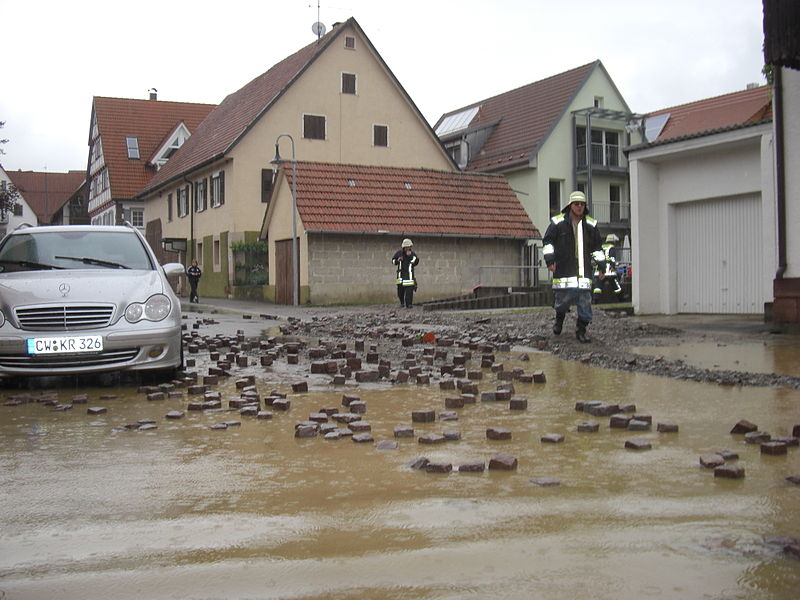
[542,191,605,343]
[186,260,202,303]
[391,238,419,308]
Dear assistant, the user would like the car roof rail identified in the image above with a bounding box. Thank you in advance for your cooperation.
[13,222,34,231]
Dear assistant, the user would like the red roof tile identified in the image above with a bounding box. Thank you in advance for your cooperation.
[648,85,772,143]
[434,62,599,172]
[279,162,540,238]
[93,97,215,200]
[6,170,85,222]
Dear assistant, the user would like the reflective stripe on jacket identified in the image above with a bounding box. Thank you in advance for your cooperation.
[392,249,419,286]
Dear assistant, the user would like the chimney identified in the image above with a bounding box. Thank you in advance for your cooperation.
[148,88,158,101]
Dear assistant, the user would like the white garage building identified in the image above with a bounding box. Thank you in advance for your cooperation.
[628,86,775,315]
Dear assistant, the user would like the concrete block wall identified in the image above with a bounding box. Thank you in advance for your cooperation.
[307,233,525,305]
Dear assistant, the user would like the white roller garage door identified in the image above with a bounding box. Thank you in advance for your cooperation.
[675,194,761,314]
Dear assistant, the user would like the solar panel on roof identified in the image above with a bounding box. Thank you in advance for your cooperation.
[435,106,479,136]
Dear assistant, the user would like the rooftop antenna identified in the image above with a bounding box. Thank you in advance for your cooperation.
[311,0,325,39]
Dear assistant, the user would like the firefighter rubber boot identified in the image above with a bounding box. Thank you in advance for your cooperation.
[552,311,566,335]
[576,319,590,343]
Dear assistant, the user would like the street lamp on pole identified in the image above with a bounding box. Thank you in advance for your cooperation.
[270,134,299,306]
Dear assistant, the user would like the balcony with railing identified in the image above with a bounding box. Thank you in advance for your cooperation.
[589,198,630,224]
[576,142,625,172]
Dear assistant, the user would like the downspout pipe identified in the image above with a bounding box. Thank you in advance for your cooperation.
[774,66,787,280]
[183,175,195,262]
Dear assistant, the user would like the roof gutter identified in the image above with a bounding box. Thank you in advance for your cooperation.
[304,229,541,241]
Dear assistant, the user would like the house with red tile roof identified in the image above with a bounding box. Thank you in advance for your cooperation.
[2,168,86,233]
[262,162,539,303]
[137,17,539,304]
[86,93,215,231]
[434,60,642,281]
[627,85,774,315]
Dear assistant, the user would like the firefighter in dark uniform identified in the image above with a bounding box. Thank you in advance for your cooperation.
[593,233,623,302]
[542,191,605,343]
[186,259,202,303]
[391,238,419,308]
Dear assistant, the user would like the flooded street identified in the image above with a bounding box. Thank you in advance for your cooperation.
[1,327,799,599]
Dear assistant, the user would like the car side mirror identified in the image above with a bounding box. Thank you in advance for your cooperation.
[163,263,185,279]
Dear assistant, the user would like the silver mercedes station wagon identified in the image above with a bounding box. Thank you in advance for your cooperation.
[0,224,184,378]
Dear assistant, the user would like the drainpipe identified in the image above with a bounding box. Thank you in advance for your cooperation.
[773,67,787,280]
[183,176,195,262]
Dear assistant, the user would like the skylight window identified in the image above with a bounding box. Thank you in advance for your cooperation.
[347,179,356,187]
[644,113,670,142]
[126,136,140,160]
[435,106,479,136]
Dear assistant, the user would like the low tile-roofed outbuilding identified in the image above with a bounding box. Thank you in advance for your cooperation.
[6,170,85,222]
[268,162,540,238]
[645,85,772,145]
[433,61,603,172]
[92,96,215,200]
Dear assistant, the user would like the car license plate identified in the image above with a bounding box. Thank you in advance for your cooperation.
[26,335,104,355]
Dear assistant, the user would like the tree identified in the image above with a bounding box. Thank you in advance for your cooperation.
[0,120,22,215]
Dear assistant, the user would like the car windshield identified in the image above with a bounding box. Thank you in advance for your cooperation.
[0,230,154,273]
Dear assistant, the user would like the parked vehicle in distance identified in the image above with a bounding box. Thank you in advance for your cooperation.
[0,223,184,379]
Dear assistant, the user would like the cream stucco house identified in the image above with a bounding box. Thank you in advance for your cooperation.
[138,17,491,302]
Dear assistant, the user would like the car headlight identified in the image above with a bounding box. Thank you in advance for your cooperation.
[125,294,171,323]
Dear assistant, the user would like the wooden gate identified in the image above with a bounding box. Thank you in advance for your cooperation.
[275,238,299,304]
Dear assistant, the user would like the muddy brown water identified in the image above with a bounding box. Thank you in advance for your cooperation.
[1,345,799,599]
[631,339,800,378]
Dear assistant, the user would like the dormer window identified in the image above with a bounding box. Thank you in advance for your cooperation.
[126,136,140,160]
[151,123,192,169]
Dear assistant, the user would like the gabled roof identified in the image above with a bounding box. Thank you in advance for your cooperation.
[645,85,772,145]
[265,162,540,239]
[141,24,341,196]
[6,170,85,222]
[92,96,215,199]
[142,17,454,197]
[434,61,601,172]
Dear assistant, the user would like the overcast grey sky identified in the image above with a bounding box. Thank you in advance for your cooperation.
[0,0,766,173]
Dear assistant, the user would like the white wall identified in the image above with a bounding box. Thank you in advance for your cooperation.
[782,67,800,279]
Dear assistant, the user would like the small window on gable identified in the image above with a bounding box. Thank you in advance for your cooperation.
[342,72,356,94]
[594,96,604,108]
[373,124,388,147]
[344,35,356,49]
[126,136,140,159]
[303,114,326,140]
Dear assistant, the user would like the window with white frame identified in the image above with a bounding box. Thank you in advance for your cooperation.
[303,114,326,140]
[177,186,189,218]
[210,171,225,208]
[373,124,388,147]
[126,136,140,160]
[129,207,144,228]
[194,178,207,212]
[342,72,356,94]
